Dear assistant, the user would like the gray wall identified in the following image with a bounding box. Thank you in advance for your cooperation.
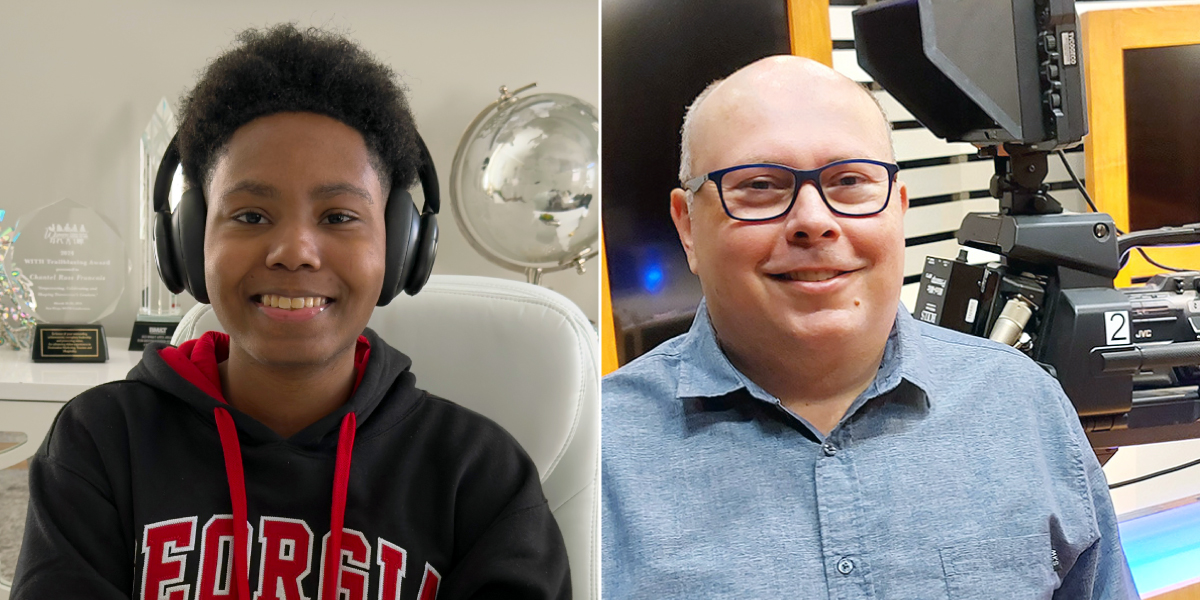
[0,0,599,339]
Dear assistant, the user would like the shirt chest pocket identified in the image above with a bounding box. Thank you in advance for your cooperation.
[939,534,1058,600]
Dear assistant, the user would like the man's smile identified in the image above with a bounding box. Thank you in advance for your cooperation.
[769,269,849,282]
[766,267,863,284]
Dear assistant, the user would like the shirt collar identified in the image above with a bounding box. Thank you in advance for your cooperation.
[675,298,935,409]
[675,298,771,401]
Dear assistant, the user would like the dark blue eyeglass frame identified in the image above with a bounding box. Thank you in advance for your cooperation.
[683,159,901,221]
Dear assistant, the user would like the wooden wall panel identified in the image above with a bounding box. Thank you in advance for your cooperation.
[788,0,832,66]
[1082,5,1200,285]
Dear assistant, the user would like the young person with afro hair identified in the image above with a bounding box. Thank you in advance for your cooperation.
[12,24,570,600]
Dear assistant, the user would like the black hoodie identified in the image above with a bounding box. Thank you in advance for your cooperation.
[12,328,571,599]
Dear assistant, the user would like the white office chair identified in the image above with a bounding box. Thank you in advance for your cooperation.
[171,275,599,600]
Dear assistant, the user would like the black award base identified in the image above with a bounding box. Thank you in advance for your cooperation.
[32,323,109,363]
[128,315,181,351]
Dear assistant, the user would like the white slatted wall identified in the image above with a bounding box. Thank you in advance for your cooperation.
[827,4,1088,311]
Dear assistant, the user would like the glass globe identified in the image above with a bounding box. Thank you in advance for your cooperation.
[450,90,599,277]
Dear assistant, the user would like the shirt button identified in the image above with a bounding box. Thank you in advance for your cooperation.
[837,557,855,575]
[822,442,838,457]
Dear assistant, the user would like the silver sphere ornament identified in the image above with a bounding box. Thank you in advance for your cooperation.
[450,84,598,284]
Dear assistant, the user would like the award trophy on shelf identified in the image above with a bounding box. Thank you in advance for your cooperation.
[12,198,125,362]
[129,98,182,351]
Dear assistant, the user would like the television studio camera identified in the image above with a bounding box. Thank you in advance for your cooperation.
[855,0,1200,464]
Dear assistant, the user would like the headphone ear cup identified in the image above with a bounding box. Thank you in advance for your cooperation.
[378,187,417,306]
[173,188,209,304]
[403,213,437,296]
[154,211,185,294]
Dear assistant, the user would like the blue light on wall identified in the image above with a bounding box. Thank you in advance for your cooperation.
[642,263,665,294]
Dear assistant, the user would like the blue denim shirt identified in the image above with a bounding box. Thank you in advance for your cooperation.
[602,300,1138,599]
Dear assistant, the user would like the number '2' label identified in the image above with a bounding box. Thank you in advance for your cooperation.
[1105,311,1131,345]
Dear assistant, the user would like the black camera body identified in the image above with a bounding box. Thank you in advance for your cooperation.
[917,246,1200,445]
[856,0,1200,457]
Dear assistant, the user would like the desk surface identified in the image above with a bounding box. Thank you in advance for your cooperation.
[0,337,143,402]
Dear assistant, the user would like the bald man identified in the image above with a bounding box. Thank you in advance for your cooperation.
[601,56,1138,598]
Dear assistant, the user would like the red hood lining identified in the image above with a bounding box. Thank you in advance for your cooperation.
[159,330,371,405]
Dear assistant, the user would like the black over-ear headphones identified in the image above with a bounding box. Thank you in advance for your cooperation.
[153,130,439,306]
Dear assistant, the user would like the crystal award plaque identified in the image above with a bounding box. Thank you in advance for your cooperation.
[13,198,125,361]
[130,98,182,350]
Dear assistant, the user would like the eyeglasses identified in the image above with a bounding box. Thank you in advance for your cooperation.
[683,159,900,221]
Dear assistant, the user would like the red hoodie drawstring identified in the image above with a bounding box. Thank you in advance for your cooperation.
[213,407,252,600]
[322,412,356,600]
[214,409,357,600]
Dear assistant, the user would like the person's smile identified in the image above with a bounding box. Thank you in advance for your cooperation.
[251,291,336,322]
